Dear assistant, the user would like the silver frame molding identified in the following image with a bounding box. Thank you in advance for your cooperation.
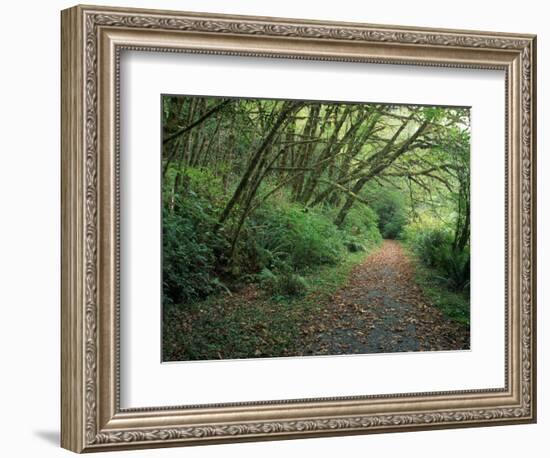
[61,4,537,453]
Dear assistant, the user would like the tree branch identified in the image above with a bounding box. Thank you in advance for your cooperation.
[163,99,231,145]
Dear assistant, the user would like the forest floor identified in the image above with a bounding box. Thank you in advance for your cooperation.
[299,240,470,355]
[163,240,470,361]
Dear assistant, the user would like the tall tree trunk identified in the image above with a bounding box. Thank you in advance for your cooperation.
[216,101,302,228]
[299,106,350,204]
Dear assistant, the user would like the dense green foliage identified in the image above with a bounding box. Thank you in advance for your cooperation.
[161,95,471,359]
[163,182,382,306]
[249,203,344,271]
[337,206,382,252]
[409,254,470,327]
[369,188,407,239]
[162,169,226,306]
[162,195,219,306]
[405,225,470,292]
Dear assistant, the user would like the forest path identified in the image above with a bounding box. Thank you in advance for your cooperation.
[301,240,469,355]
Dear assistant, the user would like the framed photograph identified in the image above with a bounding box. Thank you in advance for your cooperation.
[61,4,537,453]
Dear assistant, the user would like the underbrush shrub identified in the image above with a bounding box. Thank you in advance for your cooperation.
[337,206,382,252]
[344,239,367,253]
[437,245,470,292]
[162,189,225,308]
[174,166,225,206]
[405,224,470,293]
[369,189,407,239]
[163,175,385,304]
[257,267,308,298]
[408,226,451,268]
[246,202,344,272]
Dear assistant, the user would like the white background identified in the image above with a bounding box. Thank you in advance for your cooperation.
[121,53,505,407]
[0,0,546,457]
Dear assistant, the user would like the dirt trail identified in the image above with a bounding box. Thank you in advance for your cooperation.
[300,240,470,355]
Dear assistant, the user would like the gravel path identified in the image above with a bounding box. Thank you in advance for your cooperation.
[301,240,470,355]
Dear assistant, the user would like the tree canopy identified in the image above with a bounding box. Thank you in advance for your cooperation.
[162,96,470,255]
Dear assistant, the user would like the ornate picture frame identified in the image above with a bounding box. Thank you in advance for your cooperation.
[61,4,536,453]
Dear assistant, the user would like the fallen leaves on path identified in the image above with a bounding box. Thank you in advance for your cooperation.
[299,240,470,355]
[164,240,469,361]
